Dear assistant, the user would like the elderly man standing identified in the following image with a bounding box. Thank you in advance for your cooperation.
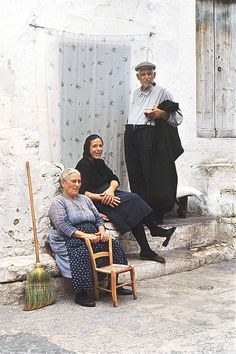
[124,62,184,224]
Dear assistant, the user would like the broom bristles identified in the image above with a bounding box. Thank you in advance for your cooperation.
[23,262,55,311]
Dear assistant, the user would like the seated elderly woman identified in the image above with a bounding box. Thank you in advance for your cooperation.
[75,134,176,264]
[48,168,130,307]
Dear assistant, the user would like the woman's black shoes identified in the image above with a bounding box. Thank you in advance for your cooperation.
[76,297,96,307]
[75,292,96,307]
[162,227,176,247]
[150,226,176,247]
[140,251,166,264]
[107,282,132,296]
[150,225,175,237]
[117,287,132,295]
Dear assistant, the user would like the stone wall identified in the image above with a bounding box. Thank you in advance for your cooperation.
[0,129,62,258]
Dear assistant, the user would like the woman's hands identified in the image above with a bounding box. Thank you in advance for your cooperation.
[84,231,110,243]
[95,225,110,242]
[99,213,110,221]
[95,229,110,242]
[81,232,110,243]
[100,192,120,207]
[85,180,120,207]
[74,227,111,244]
[100,186,120,207]
[74,231,101,243]
[84,233,101,243]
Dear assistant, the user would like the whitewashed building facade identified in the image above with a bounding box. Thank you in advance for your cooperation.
[0,0,235,301]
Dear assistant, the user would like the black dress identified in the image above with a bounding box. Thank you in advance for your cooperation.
[75,157,152,234]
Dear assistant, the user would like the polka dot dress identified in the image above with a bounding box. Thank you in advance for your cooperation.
[65,223,127,294]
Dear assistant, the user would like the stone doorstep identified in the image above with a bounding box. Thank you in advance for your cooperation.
[0,242,235,306]
[1,216,235,305]
[110,216,235,255]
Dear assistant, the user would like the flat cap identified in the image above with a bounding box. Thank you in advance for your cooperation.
[135,61,156,71]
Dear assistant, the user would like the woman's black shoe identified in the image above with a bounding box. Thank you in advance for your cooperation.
[117,287,132,295]
[140,251,166,264]
[107,283,132,296]
[162,227,176,247]
[150,226,176,247]
[75,292,96,307]
[150,225,175,237]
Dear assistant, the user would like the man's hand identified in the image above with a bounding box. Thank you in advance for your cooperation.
[145,108,170,120]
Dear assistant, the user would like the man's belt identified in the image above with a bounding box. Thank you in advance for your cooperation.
[125,124,154,131]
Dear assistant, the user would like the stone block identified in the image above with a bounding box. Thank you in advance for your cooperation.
[118,217,218,255]
[0,253,60,283]
[216,217,236,242]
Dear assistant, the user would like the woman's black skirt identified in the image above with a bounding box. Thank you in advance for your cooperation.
[92,184,153,234]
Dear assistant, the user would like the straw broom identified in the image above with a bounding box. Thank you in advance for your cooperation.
[23,161,55,311]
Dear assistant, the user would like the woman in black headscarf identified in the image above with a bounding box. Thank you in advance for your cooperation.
[75,134,176,264]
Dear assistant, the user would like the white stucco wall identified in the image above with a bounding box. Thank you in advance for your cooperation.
[0,0,235,258]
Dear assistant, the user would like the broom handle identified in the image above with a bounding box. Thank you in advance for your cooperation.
[26,161,40,263]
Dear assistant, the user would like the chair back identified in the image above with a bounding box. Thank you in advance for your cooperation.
[85,235,137,307]
[85,235,113,270]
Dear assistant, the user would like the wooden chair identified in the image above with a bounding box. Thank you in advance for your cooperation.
[85,236,137,307]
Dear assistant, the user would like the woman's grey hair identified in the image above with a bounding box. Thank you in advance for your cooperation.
[54,168,81,196]
[59,168,80,183]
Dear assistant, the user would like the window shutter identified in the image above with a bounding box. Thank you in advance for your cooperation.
[196,0,236,138]
[214,1,236,137]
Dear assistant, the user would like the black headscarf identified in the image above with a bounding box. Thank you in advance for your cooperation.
[82,134,107,174]
[83,134,104,158]
[76,134,120,190]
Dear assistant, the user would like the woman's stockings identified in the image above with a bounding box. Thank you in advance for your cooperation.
[131,222,152,255]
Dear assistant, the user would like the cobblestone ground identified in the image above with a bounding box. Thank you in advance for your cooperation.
[0,260,235,354]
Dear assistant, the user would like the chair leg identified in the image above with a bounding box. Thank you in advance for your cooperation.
[111,271,118,307]
[93,271,99,301]
[130,266,137,300]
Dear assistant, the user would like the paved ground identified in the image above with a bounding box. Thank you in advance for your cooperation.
[0,260,235,354]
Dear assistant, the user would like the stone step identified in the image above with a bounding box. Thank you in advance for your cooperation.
[107,216,231,255]
[126,241,235,282]
[0,217,235,305]
[0,241,235,306]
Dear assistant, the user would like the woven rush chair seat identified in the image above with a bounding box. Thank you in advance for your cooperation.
[95,263,133,273]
